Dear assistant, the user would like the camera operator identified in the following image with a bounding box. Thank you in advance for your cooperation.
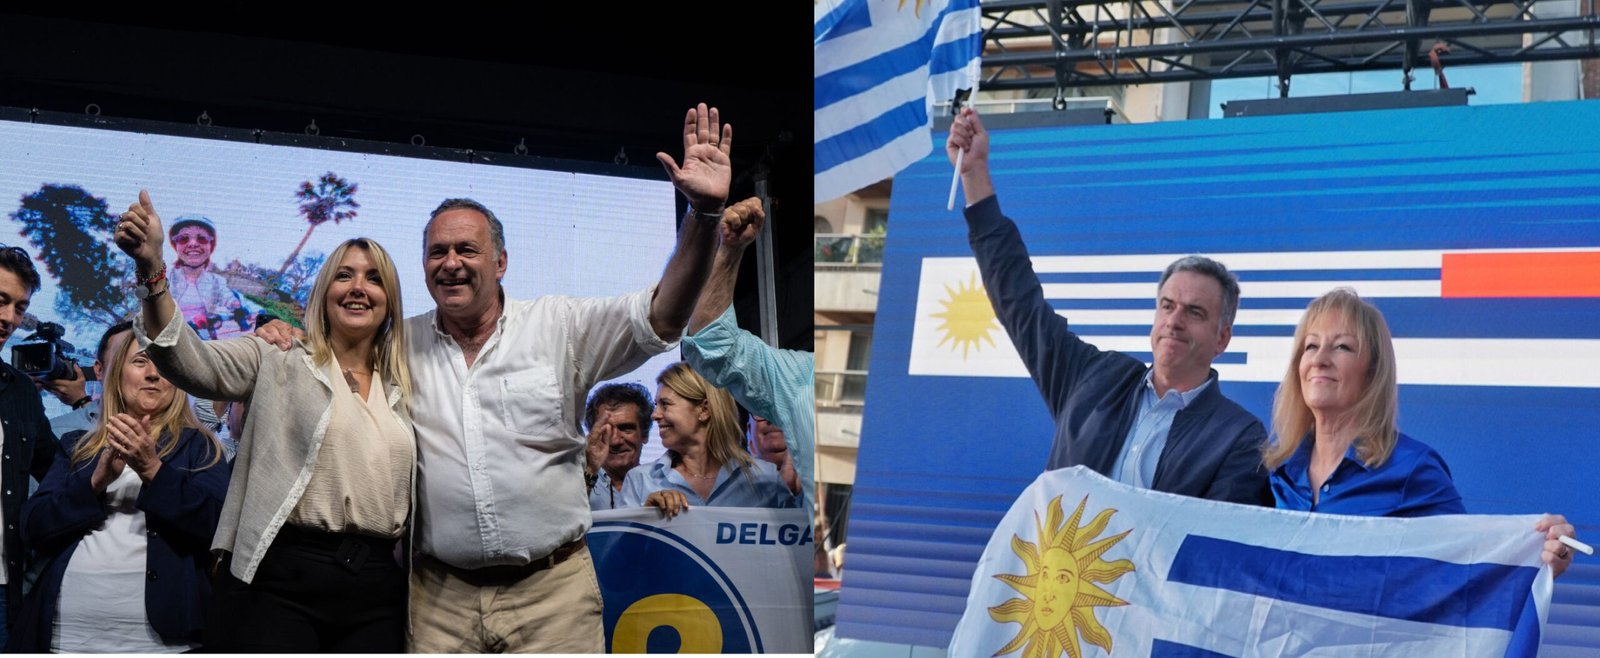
[42,322,133,439]
[0,246,60,647]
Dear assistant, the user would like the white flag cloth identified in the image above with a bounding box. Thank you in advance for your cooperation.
[589,507,813,653]
[814,0,983,203]
[948,466,1552,658]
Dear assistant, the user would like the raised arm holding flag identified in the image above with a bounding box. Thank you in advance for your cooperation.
[815,0,984,203]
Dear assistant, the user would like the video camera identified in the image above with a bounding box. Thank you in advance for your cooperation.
[11,321,79,381]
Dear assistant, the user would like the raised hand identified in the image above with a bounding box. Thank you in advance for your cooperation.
[585,408,617,482]
[114,190,166,273]
[778,458,800,496]
[105,413,161,482]
[719,197,766,251]
[945,107,990,173]
[656,103,732,214]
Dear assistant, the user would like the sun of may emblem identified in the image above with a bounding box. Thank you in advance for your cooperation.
[931,271,998,359]
[988,494,1135,658]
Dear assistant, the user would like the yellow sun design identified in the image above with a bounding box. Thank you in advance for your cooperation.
[931,272,998,359]
[989,495,1135,658]
[898,0,929,17]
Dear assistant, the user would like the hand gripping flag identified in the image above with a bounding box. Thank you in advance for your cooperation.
[948,466,1552,658]
[814,0,983,203]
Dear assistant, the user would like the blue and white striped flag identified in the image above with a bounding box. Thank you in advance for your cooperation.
[948,466,1553,658]
[814,0,983,203]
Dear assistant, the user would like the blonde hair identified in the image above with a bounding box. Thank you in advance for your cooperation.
[657,362,753,474]
[302,238,412,404]
[1263,288,1400,470]
[71,332,223,470]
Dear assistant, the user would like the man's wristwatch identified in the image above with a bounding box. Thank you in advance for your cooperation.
[691,206,724,223]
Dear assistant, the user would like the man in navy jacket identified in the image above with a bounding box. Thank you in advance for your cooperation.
[0,246,62,646]
[946,108,1270,506]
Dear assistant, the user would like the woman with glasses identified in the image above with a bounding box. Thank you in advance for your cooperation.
[115,191,415,652]
[166,214,246,339]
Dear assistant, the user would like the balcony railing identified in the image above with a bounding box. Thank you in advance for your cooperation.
[815,370,868,407]
[815,234,884,267]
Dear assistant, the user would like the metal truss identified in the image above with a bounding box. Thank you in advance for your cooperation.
[977,0,1600,96]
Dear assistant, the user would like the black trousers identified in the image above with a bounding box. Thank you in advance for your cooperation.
[204,525,405,653]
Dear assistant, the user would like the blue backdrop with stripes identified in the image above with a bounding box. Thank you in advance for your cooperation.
[840,99,1600,654]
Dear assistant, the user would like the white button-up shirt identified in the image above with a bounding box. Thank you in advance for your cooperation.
[407,288,674,569]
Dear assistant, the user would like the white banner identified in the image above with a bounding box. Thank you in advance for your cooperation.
[590,507,814,654]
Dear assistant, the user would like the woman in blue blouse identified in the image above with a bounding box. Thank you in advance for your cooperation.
[8,333,229,652]
[620,362,796,516]
[1265,288,1577,575]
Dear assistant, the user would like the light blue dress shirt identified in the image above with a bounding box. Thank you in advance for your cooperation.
[589,471,625,511]
[617,454,798,509]
[682,306,816,513]
[1111,372,1213,488]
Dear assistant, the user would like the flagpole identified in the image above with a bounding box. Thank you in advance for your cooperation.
[946,81,979,211]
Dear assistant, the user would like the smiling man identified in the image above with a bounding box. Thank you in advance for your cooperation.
[582,382,653,511]
[945,107,1270,506]
[0,246,61,648]
[400,102,731,653]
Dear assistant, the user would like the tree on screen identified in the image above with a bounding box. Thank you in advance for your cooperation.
[280,172,359,277]
[9,184,134,325]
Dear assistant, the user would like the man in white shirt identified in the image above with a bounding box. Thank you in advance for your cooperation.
[403,103,730,652]
[258,102,733,652]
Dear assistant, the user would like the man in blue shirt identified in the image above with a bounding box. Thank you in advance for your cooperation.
[582,382,653,511]
[946,107,1270,506]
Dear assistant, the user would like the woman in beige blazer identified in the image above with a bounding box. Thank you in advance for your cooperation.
[115,191,415,652]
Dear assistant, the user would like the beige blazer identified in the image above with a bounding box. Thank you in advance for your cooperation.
[138,313,411,583]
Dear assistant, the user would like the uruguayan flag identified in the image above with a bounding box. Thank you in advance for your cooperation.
[814,0,983,203]
[907,249,1600,389]
[948,466,1552,658]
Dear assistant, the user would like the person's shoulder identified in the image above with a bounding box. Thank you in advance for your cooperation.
[1390,432,1449,467]
[60,429,88,454]
[0,361,30,395]
[1076,353,1148,390]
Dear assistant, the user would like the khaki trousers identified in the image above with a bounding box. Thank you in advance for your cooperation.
[408,548,606,653]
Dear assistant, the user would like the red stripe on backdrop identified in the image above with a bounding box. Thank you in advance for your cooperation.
[1441,252,1600,298]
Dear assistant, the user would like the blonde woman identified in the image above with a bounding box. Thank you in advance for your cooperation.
[620,362,796,517]
[115,191,414,651]
[1266,288,1578,576]
[11,330,228,652]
